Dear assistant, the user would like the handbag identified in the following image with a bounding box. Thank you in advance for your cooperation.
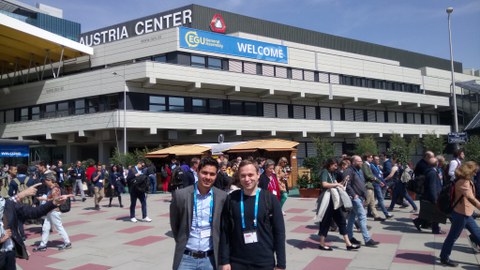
[337,186,352,210]
[314,189,331,222]
[330,188,342,210]
[82,182,88,191]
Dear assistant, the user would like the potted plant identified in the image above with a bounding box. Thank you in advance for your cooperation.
[297,172,321,198]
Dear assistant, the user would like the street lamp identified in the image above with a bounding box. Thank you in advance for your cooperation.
[112,72,127,155]
[446,7,459,138]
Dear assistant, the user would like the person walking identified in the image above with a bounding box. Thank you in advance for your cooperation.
[108,165,124,207]
[91,165,105,210]
[126,161,151,223]
[440,161,480,267]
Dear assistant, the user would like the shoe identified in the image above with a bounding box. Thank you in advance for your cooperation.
[130,217,138,223]
[108,204,111,207]
[387,208,393,211]
[409,209,418,213]
[365,239,379,247]
[349,237,361,245]
[468,235,480,253]
[94,205,100,210]
[82,198,86,202]
[32,245,47,252]
[440,259,458,267]
[318,244,333,251]
[374,217,386,222]
[413,219,422,231]
[346,244,361,250]
[386,214,394,219]
[142,217,152,222]
[400,203,409,208]
[119,204,124,208]
[58,242,72,250]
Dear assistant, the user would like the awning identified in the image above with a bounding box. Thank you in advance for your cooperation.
[457,80,480,93]
[145,144,211,158]
[224,139,299,153]
[0,12,93,76]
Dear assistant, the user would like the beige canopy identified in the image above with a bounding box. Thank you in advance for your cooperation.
[224,139,299,153]
[144,144,211,158]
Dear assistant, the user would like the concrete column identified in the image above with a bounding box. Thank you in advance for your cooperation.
[98,142,110,164]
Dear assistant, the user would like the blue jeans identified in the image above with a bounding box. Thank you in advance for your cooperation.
[373,183,390,216]
[149,174,157,194]
[130,191,147,219]
[347,197,371,242]
[178,254,214,270]
[440,211,480,260]
[389,180,417,210]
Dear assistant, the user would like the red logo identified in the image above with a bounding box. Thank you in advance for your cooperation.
[210,14,226,33]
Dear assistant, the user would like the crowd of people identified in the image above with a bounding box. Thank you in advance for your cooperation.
[1,149,480,269]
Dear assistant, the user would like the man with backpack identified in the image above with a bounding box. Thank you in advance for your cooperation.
[8,164,31,241]
[126,161,151,223]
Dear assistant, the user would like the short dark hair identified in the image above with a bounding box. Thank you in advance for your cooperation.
[198,157,219,171]
[190,157,200,167]
[37,161,47,168]
[17,164,28,174]
[453,149,464,158]
[323,158,338,169]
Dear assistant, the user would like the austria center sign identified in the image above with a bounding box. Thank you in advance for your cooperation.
[179,27,288,63]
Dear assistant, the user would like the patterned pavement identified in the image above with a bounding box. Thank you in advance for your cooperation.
[16,192,480,269]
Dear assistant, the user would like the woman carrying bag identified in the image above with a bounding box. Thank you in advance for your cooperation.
[318,158,360,251]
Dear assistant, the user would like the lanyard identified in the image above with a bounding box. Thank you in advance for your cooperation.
[193,182,214,225]
[240,188,260,230]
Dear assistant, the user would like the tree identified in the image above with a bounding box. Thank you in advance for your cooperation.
[422,132,446,155]
[465,135,480,162]
[302,137,335,188]
[387,133,418,164]
[354,135,378,155]
[109,146,160,167]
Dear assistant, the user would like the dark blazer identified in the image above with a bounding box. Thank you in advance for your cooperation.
[182,170,195,188]
[258,173,270,190]
[170,185,227,270]
[4,200,56,259]
[423,167,442,203]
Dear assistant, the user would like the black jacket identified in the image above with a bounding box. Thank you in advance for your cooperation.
[182,170,195,188]
[258,173,270,190]
[4,200,56,259]
[343,166,367,200]
[422,167,442,203]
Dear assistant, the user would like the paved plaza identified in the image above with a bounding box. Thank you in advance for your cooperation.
[16,192,480,270]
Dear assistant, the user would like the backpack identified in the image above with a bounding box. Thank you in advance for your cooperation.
[437,180,464,215]
[14,177,32,205]
[59,187,71,213]
[0,177,9,199]
[132,174,149,193]
[169,167,184,191]
[160,166,168,179]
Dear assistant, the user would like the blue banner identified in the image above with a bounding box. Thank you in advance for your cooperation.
[0,145,29,158]
[179,27,288,63]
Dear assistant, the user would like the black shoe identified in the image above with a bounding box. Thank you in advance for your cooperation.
[94,206,100,210]
[365,239,379,247]
[386,214,394,219]
[432,230,446,235]
[318,244,333,251]
[33,245,47,252]
[120,204,124,208]
[349,237,361,245]
[413,219,422,231]
[82,198,87,202]
[58,242,72,250]
[374,217,386,221]
[440,259,458,267]
[346,244,361,250]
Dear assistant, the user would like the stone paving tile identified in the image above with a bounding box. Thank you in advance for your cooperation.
[124,235,167,246]
[303,256,351,270]
[370,233,403,244]
[393,249,436,265]
[79,210,108,215]
[116,225,154,234]
[285,207,308,213]
[287,215,312,222]
[70,264,111,270]
[63,220,90,227]
[291,224,318,234]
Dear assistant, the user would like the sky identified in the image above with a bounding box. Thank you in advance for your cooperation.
[22,0,480,70]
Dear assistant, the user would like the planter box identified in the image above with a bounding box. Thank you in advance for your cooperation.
[299,188,321,198]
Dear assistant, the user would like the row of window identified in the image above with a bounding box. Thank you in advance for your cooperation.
[146,52,422,94]
[0,93,439,125]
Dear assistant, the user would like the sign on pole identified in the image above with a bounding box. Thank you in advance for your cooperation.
[448,132,468,144]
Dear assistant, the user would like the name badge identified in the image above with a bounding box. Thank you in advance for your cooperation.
[99,180,103,183]
[200,229,211,238]
[272,190,278,196]
[77,174,81,177]
[243,230,258,244]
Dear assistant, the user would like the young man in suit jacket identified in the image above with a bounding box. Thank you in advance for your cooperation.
[170,157,228,270]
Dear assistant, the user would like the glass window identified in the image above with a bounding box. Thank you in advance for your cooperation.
[57,102,69,117]
[192,98,207,113]
[209,99,224,114]
[31,106,40,120]
[87,98,99,113]
[168,97,185,112]
[207,57,222,70]
[45,104,56,118]
[75,99,85,115]
[191,55,206,68]
[149,96,166,112]
[244,102,258,116]
[229,101,243,115]
[0,111,4,124]
[5,110,14,123]
[153,55,166,63]
[20,108,28,121]
[106,95,119,111]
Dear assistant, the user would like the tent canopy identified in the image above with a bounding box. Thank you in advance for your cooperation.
[144,144,211,158]
[224,139,299,153]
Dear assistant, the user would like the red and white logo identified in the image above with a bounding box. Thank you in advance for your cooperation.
[210,14,226,33]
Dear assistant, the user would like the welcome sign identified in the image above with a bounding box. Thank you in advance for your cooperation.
[179,27,288,64]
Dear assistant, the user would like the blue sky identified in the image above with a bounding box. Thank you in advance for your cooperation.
[23,0,480,69]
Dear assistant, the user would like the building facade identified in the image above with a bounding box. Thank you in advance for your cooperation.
[0,4,479,164]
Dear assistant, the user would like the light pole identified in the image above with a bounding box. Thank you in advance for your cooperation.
[447,7,459,138]
[112,72,127,155]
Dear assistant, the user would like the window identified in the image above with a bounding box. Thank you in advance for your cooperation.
[191,55,205,68]
[168,97,185,112]
[192,98,207,113]
[229,101,243,115]
[5,110,14,123]
[229,59,242,73]
[331,108,341,121]
[275,67,287,78]
[243,62,256,75]
[153,55,166,63]
[209,99,224,114]
[0,111,4,124]
[207,57,222,70]
[106,95,119,111]
[75,99,85,115]
[57,102,69,117]
[31,106,40,120]
[149,96,166,112]
[244,102,258,116]
[262,65,274,77]
[20,108,28,121]
[87,98,100,113]
[320,107,330,120]
[45,104,56,118]
[292,69,303,80]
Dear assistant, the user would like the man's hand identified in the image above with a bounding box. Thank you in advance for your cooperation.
[380,181,385,187]
[0,229,12,243]
[53,195,74,206]
[16,183,42,200]
[220,264,231,270]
